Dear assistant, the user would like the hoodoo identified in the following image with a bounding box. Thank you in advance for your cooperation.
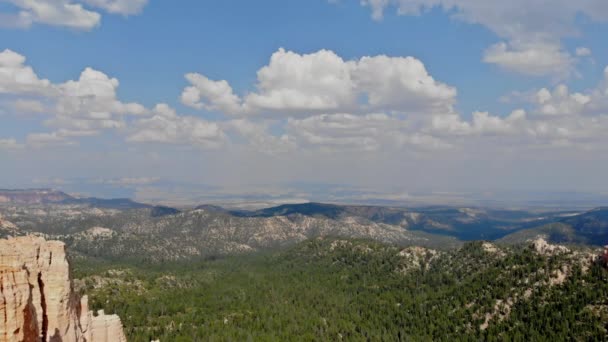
[0,236,127,342]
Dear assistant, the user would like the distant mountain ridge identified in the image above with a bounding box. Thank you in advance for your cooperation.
[61,197,152,209]
[0,189,152,209]
[231,202,572,240]
[499,207,608,246]
[0,188,74,204]
[2,189,607,261]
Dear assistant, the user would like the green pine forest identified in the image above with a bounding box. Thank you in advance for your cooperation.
[72,238,608,341]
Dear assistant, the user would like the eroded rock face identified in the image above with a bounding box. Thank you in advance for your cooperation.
[531,238,570,256]
[0,236,127,342]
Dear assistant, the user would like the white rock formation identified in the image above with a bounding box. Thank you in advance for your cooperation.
[0,236,127,342]
[531,238,570,256]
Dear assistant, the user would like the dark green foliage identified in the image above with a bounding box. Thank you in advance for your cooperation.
[73,239,608,341]
[234,202,347,219]
[150,206,181,217]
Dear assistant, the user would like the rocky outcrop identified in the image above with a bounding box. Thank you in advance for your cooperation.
[396,246,440,273]
[0,214,19,236]
[530,238,570,256]
[0,236,127,342]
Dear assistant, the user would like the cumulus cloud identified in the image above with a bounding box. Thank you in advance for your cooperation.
[127,104,226,149]
[0,49,148,144]
[431,110,527,136]
[50,67,147,132]
[352,0,608,77]
[354,54,456,112]
[181,48,456,116]
[0,0,148,30]
[242,49,358,114]
[181,73,244,114]
[0,0,100,29]
[428,65,608,148]
[534,85,590,116]
[0,49,52,94]
[4,48,608,156]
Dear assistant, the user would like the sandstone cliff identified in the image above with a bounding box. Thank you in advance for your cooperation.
[0,236,127,342]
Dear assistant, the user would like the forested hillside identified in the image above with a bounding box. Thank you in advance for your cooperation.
[74,238,608,341]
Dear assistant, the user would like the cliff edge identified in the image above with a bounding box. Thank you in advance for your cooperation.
[0,236,127,342]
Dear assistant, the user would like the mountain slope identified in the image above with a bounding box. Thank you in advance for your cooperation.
[63,209,460,262]
[234,202,564,240]
[499,208,608,246]
[0,189,74,204]
[77,237,608,341]
[0,205,459,262]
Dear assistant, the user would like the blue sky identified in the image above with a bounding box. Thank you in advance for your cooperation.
[1,0,608,205]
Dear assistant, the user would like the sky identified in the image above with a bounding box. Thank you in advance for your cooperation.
[1,0,608,205]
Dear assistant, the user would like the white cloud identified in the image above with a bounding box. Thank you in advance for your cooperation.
[0,49,52,94]
[0,0,149,30]
[1,49,149,137]
[128,104,226,149]
[182,48,456,116]
[50,67,146,131]
[431,109,527,136]
[1,0,101,29]
[576,47,592,57]
[83,0,148,15]
[354,54,456,113]
[527,68,608,117]
[352,0,608,77]
[243,49,357,114]
[357,0,608,38]
[181,73,244,114]
[483,42,575,77]
[0,49,148,146]
[534,85,590,116]
[427,65,608,149]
